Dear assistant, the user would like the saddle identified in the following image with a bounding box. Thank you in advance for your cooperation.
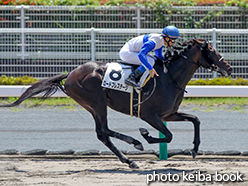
[101,61,150,93]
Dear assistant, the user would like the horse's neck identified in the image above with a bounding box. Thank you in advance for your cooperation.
[167,47,200,89]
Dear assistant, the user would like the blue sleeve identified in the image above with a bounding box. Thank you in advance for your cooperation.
[155,46,164,58]
[138,40,156,70]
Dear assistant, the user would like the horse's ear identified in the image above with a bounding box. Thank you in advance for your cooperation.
[202,40,207,48]
[193,38,201,44]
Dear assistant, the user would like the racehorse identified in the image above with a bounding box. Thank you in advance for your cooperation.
[1,38,232,169]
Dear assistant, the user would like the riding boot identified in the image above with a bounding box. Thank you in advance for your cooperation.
[125,68,143,87]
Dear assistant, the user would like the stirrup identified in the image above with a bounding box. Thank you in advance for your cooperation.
[125,78,140,87]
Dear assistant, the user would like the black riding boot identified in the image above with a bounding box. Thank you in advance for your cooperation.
[125,69,142,87]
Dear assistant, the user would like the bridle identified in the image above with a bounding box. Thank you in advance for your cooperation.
[179,40,225,69]
[197,41,225,72]
[166,40,225,93]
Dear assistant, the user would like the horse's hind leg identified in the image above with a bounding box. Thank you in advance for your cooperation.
[92,104,139,169]
[70,96,139,168]
[92,109,143,151]
[67,85,139,168]
[106,129,144,151]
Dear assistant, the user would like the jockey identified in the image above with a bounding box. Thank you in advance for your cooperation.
[119,25,180,87]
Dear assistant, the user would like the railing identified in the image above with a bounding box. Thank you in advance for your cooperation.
[0,6,247,79]
[1,85,248,97]
[1,27,247,79]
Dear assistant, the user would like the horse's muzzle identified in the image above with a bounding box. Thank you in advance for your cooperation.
[218,66,232,77]
[227,66,232,76]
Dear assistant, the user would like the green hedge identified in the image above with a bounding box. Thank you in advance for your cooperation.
[0,75,39,85]
[1,75,248,85]
[188,77,248,85]
[1,0,247,7]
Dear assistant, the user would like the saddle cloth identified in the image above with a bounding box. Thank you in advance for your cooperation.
[101,62,150,93]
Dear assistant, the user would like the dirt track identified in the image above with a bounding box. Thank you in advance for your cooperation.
[0,155,247,186]
[1,105,248,185]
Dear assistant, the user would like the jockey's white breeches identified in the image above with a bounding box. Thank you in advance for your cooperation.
[119,43,156,68]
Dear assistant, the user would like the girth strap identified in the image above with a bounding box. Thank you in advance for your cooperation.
[130,90,141,118]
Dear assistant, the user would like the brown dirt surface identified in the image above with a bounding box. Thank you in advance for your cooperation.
[0,155,247,186]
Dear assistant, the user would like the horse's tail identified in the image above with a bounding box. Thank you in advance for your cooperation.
[0,73,69,107]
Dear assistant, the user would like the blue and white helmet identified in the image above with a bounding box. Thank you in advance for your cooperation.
[162,25,180,39]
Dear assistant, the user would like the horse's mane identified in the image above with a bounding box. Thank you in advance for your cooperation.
[164,38,205,62]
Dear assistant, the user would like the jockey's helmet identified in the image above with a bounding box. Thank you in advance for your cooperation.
[162,26,180,39]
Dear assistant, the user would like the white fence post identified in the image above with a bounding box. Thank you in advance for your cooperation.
[133,8,145,30]
[16,5,29,60]
[212,28,217,78]
[91,27,96,61]
[210,28,223,78]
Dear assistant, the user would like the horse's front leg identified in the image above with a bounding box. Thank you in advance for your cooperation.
[139,114,173,144]
[161,112,201,158]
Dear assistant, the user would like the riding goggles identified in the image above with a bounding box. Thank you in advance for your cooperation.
[162,35,177,44]
[169,38,175,43]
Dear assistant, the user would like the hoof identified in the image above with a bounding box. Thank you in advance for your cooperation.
[191,149,197,159]
[134,143,144,151]
[129,161,139,169]
[139,128,149,136]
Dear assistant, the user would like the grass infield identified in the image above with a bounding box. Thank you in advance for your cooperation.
[0,97,248,111]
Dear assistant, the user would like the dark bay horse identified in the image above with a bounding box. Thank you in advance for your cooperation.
[1,38,232,168]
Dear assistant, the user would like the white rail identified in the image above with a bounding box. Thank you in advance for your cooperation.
[0,86,248,97]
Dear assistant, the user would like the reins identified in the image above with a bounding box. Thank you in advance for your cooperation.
[133,76,156,107]
[179,54,199,67]
[166,58,188,93]
[164,53,200,94]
